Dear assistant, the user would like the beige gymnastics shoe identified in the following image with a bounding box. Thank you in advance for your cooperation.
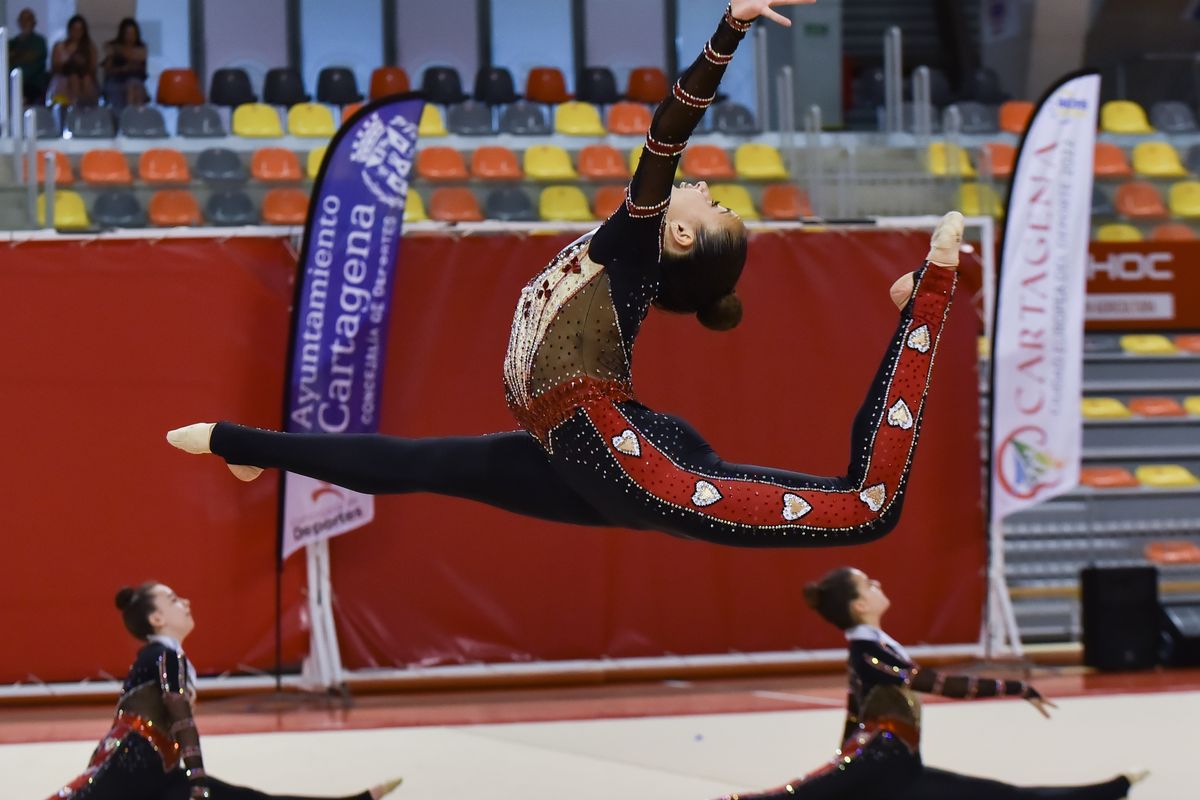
[166,423,262,482]
[369,777,403,799]
[927,210,964,268]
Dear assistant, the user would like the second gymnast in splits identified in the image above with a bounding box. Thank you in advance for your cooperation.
[48,582,402,800]
[169,0,963,549]
[718,567,1146,800]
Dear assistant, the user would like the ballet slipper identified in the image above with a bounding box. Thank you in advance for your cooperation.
[926,210,964,268]
[369,777,403,799]
[167,423,262,482]
[889,272,915,310]
[1123,769,1150,787]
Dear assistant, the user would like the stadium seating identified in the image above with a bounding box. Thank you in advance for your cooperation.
[1131,141,1186,177]
[470,146,522,180]
[1120,334,1177,355]
[139,149,191,184]
[735,144,788,180]
[1095,223,1142,242]
[1101,100,1153,134]
[262,187,310,224]
[232,103,283,137]
[37,190,89,229]
[417,147,469,181]
[148,190,202,226]
[524,145,577,180]
[250,148,302,182]
[429,187,484,222]
[539,185,592,221]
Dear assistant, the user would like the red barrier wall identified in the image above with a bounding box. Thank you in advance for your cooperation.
[0,230,985,683]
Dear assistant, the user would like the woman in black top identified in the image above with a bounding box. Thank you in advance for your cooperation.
[101,18,148,108]
[47,582,402,800]
[717,567,1146,799]
[169,0,962,549]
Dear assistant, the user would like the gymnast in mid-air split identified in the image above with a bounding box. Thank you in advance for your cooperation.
[168,0,964,549]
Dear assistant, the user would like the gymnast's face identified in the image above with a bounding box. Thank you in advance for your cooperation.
[148,584,195,641]
[663,181,745,256]
[850,569,890,623]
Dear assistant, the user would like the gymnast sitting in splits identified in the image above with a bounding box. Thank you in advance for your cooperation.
[717,567,1147,800]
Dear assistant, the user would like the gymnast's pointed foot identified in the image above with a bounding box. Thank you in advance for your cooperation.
[927,209,964,268]
[166,422,262,482]
[1124,769,1150,789]
[369,777,403,799]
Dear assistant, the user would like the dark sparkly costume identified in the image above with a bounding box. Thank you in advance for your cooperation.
[209,5,957,548]
[48,640,371,800]
[719,626,1131,800]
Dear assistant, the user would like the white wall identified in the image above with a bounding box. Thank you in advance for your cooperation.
[300,0,382,99]
[134,0,189,90]
[490,0,571,93]
[203,0,287,94]
[583,0,664,94]
[395,0,478,94]
[676,0,756,113]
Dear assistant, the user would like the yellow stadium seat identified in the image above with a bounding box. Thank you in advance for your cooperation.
[232,103,283,137]
[287,102,337,138]
[1100,100,1153,134]
[734,143,789,180]
[418,104,447,137]
[1095,223,1143,242]
[709,183,759,220]
[554,101,605,136]
[1135,464,1199,488]
[1120,334,1177,355]
[927,142,976,177]
[959,183,1003,217]
[404,189,427,222]
[629,146,683,179]
[306,146,327,179]
[1169,181,1200,218]
[524,145,577,180]
[1184,396,1200,416]
[539,185,593,221]
[1080,397,1131,419]
[1131,141,1186,177]
[37,190,89,230]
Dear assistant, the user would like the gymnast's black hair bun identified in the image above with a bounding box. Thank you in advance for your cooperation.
[697,293,742,331]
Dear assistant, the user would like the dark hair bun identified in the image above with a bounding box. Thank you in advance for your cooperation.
[115,586,136,611]
[802,582,822,610]
[698,293,742,331]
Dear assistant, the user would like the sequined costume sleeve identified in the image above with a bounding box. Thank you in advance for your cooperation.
[856,641,1036,700]
[589,4,752,263]
[158,650,209,797]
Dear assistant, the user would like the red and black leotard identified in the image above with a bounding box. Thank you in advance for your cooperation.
[721,626,1132,800]
[209,5,955,547]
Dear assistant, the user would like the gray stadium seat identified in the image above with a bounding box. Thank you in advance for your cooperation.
[92,190,146,228]
[195,148,248,183]
[485,187,537,221]
[1151,101,1198,134]
[943,102,998,134]
[712,102,758,134]
[66,106,116,138]
[119,105,168,138]
[1092,186,1115,217]
[446,99,495,135]
[1083,334,1122,354]
[499,100,550,135]
[28,105,60,138]
[177,104,226,138]
[1187,145,1200,176]
[205,189,256,225]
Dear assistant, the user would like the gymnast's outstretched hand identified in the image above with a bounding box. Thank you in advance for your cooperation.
[729,0,817,27]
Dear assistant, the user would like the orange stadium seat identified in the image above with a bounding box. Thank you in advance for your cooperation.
[998,100,1033,134]
[980,142,1015,179]
[607,101,652,135]
[80,149,132,185]
[1078,466,1138,489]
[1150,223,1197,241]
[1145,540,1200,564]
[627,67,669,104]
[471,146,522,180]
[156,68,204,106]
[593,185,626,219]
[578,144,629,180]
[417,147,469,181]
[341,102,363,123]
[250,148,302,182]
[370,66,410,100]
[1114,182,1168,219]
[1174,335,1200,353]
[1093,142,1133,179]
[681,145,735,180]
[138,148,190,184]
[26,150,74,185]
[261,187,310,224]
[429,187,484,222]
[149,189,202,226]
[761,183,813,219]
[1129,397,1187,417]
[525,67,570,104]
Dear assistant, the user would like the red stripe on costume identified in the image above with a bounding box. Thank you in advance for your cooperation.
[585,266,956,532]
